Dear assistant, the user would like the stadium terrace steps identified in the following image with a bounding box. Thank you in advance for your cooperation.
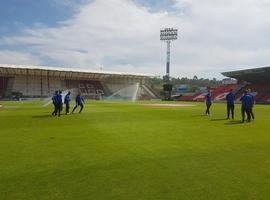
[141,85,158,99]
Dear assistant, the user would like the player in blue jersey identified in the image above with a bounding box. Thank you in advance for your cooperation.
[51,91,58,116]
[205,90,212,116]
[247,89,255,120]
[226,89,235,120]
[72,93,84,114]
[240,90,252,122]
[56,90,63,117]
[64,91,71,114]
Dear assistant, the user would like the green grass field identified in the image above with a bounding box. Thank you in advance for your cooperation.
[0,100,270,200]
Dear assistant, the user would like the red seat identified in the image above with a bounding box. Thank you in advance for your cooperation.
[235,83,270,103]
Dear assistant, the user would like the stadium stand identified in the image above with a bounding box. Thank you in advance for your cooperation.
[174,85,237,102]
[2,64,269,103]
[0,64,155,100]
[193,93,206,102]
[65,80,106,99]
[222,66,270,104]
[140,85,158,100]
[176,67,270,104]
[176,93,200,101]
[211,84,236,101]
[263,94,270,103]
[0,77,8,98]
[235,83,270,103]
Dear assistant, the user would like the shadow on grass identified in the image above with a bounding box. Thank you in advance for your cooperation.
[32,114,54,119]
[210,118,227,121]
[191,114,207,117]
[224,120,243,125]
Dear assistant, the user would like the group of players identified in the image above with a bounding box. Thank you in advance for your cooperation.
[51,88,255,122]
[52,90,85,117]
[205,89,255,123]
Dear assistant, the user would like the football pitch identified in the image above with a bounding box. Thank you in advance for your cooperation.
[0,101,270,200]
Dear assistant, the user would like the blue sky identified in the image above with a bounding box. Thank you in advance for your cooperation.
[0,0,174,36]
[0,0,83,36]
[1,0,270,79]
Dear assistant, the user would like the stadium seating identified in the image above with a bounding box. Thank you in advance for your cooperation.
[8,76,107,99]
[235,83,270,103]
[262,94,270,103]
[12,76,29,96]
[12,76,58,97]
[211,84,236,101]
[193,93,206,102]
[105,83,130,94]
[140,85,158,100]
[2,68,270,103]
[0,77,8,98]
[48,79,62,95]
[176,83,270,104]
[0,65,156,100]
[179,84,236,102]
[66,80,106,99]
[177,93,200,101]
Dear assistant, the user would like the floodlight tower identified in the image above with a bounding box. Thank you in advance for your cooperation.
[160,28,178,100]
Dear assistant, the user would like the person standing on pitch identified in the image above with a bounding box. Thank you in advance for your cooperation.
[72,93,84,114]
[226,89,235,120]
[64,91,71,114]
[56,90,63,117]
[240,90,252,123]
[52,91,58,116]
[205,90,212,116]
[247,89,255,120]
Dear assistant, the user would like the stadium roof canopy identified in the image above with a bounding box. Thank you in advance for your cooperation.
[222,66,270,83]
[0,64,153,80]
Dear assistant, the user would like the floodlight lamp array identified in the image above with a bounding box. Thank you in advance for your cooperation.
[160,28,178,41]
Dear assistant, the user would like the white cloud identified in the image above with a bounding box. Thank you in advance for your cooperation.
[0,50,40,65]
[1,0,270,78]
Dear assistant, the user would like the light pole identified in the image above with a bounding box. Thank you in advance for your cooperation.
[160,28,178,100]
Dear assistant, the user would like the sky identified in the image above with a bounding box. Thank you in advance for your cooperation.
[1,0,270,79]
